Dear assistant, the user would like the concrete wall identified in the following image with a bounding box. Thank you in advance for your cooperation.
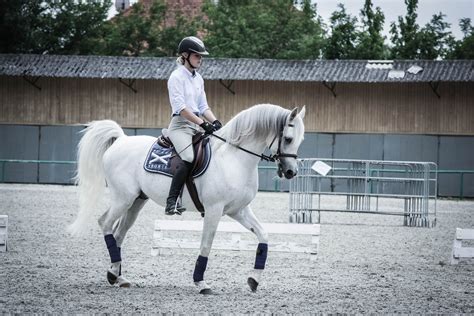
[1,124,473,197]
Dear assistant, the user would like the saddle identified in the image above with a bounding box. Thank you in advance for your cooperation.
[143,130,212,216]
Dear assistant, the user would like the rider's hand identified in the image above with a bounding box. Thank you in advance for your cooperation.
[200,121,215,135]
[212,120,222,131]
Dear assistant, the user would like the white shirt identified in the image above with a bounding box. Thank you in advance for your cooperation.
[167,65,209,116]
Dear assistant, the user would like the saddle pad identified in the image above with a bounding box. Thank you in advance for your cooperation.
[143,139,211,178]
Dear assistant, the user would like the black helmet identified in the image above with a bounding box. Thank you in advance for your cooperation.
[178,36,209,56]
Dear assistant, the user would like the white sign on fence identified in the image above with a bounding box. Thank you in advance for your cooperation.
[311,160,331,176]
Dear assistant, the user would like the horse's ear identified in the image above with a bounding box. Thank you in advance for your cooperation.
[289,107,298,121]
[299,105,306,120]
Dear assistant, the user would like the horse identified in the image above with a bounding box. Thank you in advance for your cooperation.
[67,103,306,294]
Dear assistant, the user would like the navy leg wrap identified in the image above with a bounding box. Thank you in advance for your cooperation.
[254,243,268,270]
[104,234,121,263]
[193,255,208,282]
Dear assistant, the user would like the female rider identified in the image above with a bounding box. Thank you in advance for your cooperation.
[165,36,222,215]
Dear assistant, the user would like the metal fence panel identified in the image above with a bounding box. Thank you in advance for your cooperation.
[334,134,384,160]
[136,128,162,137]
[0,125,39,182]
[39,125,83,184]
[299,133,333,158]
[439,136,474,197]
[384,135,438,162]
[289,158,437,227]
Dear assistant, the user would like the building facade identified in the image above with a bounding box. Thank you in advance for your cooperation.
[0,55,473,196]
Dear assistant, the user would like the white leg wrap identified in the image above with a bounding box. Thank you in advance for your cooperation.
[109,261,121,276]
[249,269,263,284]
[107,262,131,287]
[194,280,211,294]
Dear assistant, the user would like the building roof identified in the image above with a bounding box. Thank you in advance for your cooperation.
[0,54,472,82]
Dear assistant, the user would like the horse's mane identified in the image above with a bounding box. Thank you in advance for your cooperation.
[218,104,290,146]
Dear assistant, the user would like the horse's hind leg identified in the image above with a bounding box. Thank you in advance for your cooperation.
[114,197,148,246]
[107,197,148,287]
[228,205,269,292]
[98,191,136,287]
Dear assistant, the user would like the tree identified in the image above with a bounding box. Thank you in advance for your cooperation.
[0,1,41,53]
[390,0,420,59]
[157,11,200,56]
[295,0,327,59]
[101,0,166,56]
[202,0,326,59]
[102,0,200,57]
[324,3,358,59]
[417,13,455,59]
[355,0,387,59]
[0,0,110,55]
[448,18,474,59]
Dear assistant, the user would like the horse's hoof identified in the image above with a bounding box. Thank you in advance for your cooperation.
[117,276,131,288]
[195,280,211,294]
[247,277,258,292]
[107,271,118,285]
[199,288,212,295]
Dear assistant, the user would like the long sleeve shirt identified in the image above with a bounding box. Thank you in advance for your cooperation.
[167,65,209,116]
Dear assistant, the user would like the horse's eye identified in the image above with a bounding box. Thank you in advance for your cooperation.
[284,137,293,144]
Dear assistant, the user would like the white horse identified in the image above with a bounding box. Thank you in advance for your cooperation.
[67,103,306,293]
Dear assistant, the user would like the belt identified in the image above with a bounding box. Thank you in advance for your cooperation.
[173,112,199,117]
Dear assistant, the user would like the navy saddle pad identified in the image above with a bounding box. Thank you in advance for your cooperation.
[143,136,211,178]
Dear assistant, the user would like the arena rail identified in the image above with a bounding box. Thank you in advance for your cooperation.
[0,159,285,190]
[151,220,320,260]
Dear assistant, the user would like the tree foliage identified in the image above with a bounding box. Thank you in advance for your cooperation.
[324,4,358,59]
[101,0,165,56]
[1,0,472,60]
[101,0,198,56]
[417,13,456,59]
[449,18,474,59]
[354,0,387,59]
[390,0,421,59]
[202,0,325,59]
[0,0,110,55]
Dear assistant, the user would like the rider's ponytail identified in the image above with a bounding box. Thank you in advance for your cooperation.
[176,55,185,65]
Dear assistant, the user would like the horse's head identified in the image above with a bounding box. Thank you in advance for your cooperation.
[271,106,306,179]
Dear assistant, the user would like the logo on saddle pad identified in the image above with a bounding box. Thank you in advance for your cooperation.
[143,133,211,178]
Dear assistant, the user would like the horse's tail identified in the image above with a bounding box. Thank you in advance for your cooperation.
[67,120,126,236]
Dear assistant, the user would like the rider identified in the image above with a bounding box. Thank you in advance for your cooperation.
[165,36,222,215]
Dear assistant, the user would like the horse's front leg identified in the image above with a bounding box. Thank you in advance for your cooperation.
[228,205,269,292]
[194,207,222,294]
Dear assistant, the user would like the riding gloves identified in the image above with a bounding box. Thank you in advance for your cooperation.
[212,120,222,131]
[200,121,215,134]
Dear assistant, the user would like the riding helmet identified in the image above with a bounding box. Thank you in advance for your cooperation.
[178,36,209,55]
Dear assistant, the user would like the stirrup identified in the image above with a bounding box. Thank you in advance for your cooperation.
[165,200,186,215]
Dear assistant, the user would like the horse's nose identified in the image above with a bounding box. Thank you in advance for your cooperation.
[285,169,295,179]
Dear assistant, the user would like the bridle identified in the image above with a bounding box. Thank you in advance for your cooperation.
[267,123,298,161]
[211,122,298,163]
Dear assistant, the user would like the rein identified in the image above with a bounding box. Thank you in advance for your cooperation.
[210,123,298,162]
[211,134,277,162]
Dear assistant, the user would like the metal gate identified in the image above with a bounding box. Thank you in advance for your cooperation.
[289,158,437,227]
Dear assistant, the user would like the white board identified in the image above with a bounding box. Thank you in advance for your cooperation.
[311,161,331,176]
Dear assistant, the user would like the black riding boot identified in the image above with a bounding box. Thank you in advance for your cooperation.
[165,160,193,215]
